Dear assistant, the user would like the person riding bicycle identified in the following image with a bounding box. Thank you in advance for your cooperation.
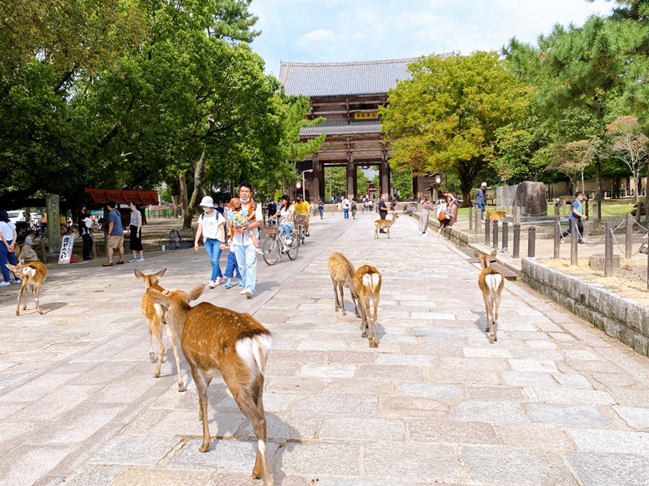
[294,195,310,237]
[277,195,294,245]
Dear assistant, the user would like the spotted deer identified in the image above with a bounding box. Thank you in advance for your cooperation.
[147,284,273,486]
[354,265,382,347]
[374,212,399,239]
[134,268,185,392]
[5,260,47,316]
[475,249,505,342]
[328,252,360,317]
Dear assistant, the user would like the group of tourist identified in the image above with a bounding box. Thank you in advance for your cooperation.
[417,189,459,237]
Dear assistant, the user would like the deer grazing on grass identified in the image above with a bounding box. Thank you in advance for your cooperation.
[6,260,47,316]
[475,249,505,342]
[354,265,382,347]
[147,284,273,486]
[134,268,185,392]
[328,252,360,317]
[374,213,399,239]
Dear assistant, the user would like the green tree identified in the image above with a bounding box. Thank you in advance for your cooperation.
[381,52,530,206]
[606,115,649,202]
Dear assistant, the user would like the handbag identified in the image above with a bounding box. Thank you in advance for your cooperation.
[438,212,447,222]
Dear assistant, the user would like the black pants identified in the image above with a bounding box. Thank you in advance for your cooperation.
[82,233,93,259]
[561,219,584,242]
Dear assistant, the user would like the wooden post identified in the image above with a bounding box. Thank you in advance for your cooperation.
[605,222,613,277]
[570,219,578,266]
[469,205,473,231]
[554,202,560,260]
[626,213,634,259]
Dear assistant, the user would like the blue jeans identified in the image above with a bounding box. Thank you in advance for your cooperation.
[343,208,349,219]
[0,240,18,282]
[279,221,294,240]
[476,203,485,216]
[224,251,241,279]
[234,244,257,293]
[204,238,223,281]
[319,207,324,219]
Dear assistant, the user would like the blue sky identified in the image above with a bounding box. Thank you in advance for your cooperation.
[249,0,614,75]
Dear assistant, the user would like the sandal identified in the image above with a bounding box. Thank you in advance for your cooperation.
[116,260,125,265]
[102,262,114,267]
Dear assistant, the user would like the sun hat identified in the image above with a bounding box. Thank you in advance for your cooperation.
[481,182,487,187]
[199,196,215,208]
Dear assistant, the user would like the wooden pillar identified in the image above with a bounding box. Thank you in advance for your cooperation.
[311,156,322,203]
[380,149,391,196]
[346,157,355,200]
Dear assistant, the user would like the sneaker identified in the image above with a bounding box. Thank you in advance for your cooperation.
[305,232,310,237]
[254,247,263,255]
[136,257,145,262]
[208,280,217,289]
[102,262,114,267]
[0,281,9,287]
[240,289,247,295]
[13,279,21,284]
[116,260,125,265]
[224,281,233,289]
[286,238,292,245]
[215,277,224,285]
[238,280,243,287]
[578,241,586,244]
[245,290,253,299]
[128,258,137,263]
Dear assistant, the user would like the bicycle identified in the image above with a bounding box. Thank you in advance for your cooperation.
[294,214,307,246]
[159,228,191,250]
[261,228,299,265]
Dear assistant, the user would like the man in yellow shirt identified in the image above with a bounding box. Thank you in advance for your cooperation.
[293,195,311,237]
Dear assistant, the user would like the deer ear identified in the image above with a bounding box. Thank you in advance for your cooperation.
[147,288,171,307]
[473,250,481,259]
[155,268,167,279]
[489,249,497,258]
[134,269,144,280]
[186,284,205,302]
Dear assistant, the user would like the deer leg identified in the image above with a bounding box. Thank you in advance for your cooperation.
[492,294,501,342]
[387,228,390,239]
[331,277,341,313]
[192,368,212,452]
[371,297,379,348]
[359,299,369,338]
[165,324,186,392]
[151,316,165,378]
[351,292,360,318]
[15,286,24,316]
[374,227,379,239]
[482,294,491,334]
[338,283,347,316]
[22,284,30,311]
[147,322,156,363]
[33,285,43,315]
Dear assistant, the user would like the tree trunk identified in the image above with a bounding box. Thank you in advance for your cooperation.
[179,171,188,224]
[595,161,602,222]
[182,148,208,229]
[634,172,640,204]
[171,195,179,219]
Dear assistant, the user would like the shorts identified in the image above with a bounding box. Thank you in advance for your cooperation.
[107,235,124,250]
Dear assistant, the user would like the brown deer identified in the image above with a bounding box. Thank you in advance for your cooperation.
[328,252,360,317]
[6,260,47,316]
[374,212,399,239]
[147,285,273,486]
[485,209,506,221]
[354,265,382,347]
[134,268,185,392]
[475,249,505,342]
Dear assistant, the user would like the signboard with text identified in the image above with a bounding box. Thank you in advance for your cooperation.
[353,112,379,120]
[58,235,75,264]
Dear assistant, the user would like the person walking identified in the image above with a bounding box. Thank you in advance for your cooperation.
[474,182,487,222]
[342,196,350,219]
[103,201,124,266]
[128,202,144,262]
[194,196,226,288]
[436,197,451,237]
[561,191,587,244]
[377,194,388,233]
[78,206,93,260]
[317,198,325,219]
[232,183,263,298]
[351,198,358,219]
[419,197,434,235]
[0,209,19,286]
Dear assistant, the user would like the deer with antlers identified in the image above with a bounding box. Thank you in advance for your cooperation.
[354,264,382,347]
[475,249,505,342]
[134,268,186,392]
[374,213,399,239]
[328,252,360,317]
[6,260,47,316]
[147,284,273,486]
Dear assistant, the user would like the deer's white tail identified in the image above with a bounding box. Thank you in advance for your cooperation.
[485,272,503,296]
[362,272,381,294]
[236,333,272,377]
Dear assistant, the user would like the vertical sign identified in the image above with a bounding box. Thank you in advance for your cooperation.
[58,235,75,264]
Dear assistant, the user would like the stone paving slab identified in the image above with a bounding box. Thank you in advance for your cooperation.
[2,211,649,484]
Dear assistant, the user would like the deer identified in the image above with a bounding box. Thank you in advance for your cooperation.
[475,249,505,342]
[374,212,399,239]
[147,284,273,486]
[134,268,185,392]
[6,260,47,316]
[354,265,382,347]
[485,209,506,221]
[328,252,360,317]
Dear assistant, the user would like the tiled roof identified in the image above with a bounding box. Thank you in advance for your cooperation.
[279,58,418,97]
[300,119,382,137]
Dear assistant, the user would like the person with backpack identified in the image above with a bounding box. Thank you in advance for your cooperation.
[193,196,226,288]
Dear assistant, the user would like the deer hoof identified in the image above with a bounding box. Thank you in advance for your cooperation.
[178,383,186,392]
[149,354,156,363]
[15,311,20,316]
[361,331,367,338]
[153,371,161,378]
[38,310,43,315]
[199,441,211,453]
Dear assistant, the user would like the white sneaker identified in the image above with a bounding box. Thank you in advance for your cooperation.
[240,289,247,295]
[254,247,263,255]
[0,281,10,287]
[136,257,145,262]
[286,238,292,245]
[208,280,216,289]
[245,290,253,299]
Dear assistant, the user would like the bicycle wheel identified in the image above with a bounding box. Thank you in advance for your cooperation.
[263,236,280,265]
[299,225,306,245]
[286,235,299,260]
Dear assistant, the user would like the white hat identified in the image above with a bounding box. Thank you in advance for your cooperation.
[481,182,487,187]
[199,196,215,208]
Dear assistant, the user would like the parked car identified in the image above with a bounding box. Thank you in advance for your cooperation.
[8,210,26,223]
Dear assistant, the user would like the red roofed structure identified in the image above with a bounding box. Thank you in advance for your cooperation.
[84,188,159,206]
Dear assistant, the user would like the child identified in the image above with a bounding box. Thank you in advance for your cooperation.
[20,230,40,262]
[227,198,263,255]
[223,243,243,289]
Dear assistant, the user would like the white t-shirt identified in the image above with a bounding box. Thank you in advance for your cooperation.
[199,210,225,241]
[0,221,16,242]
[232,202,263,247]
[279,205,294,225]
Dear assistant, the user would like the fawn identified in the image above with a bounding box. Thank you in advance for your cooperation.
[475,249,505,342]
[354,265,382,347]
[374,213,399,239]
[134,268,185,392]
[147,284,273,486]
[328,252,360,317]
[6,260,47,316]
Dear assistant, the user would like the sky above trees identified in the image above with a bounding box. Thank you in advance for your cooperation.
[250,0,614,75]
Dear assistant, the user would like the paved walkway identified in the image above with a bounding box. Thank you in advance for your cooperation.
[1,211,649,485]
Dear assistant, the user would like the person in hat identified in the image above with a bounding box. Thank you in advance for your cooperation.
[475,182,488,222]
[194,195,226,288]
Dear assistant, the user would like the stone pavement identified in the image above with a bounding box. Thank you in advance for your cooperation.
[1,210,649,485]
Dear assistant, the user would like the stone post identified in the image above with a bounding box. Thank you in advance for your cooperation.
[605,222,613,277]
[626,213,634,259]
[46,194,62,257]
[554,202,560,260]
[513,223,520,258]
[571,219,578,266]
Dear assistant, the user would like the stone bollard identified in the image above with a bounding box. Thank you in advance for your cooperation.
[554,202,561,260]
[469,206,473,230]
[502,221,509,252]
[485,218,491,246]
[528,226,536,258]
[605,222,613,277]
[513,223,520,258]
[492,220,499,249]
[626,213,634,259]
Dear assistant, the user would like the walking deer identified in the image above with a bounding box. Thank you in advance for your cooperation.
[475,250,505,342]
[147,285,273,486]
[134,268,186,392]
[6,260,47,316]
[485,209,506,221]
[374,213,399,239]
[328,252,360,317]
[354,265,382,347]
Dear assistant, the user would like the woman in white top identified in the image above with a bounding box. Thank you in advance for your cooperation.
[277,195,295,244]
[0,209,19,286]
[194,196,226,288]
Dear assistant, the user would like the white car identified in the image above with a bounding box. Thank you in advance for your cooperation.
[8,210,26,223]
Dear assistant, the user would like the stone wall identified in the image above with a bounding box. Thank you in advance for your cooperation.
[522,258,649,357]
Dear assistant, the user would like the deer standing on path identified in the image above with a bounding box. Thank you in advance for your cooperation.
[354,265,382,347]
[134,268,185,392]
[475,249,505,342]
[147,284,273,486]
[328,252,360,317]
[374,213,399,239]
[6,260,47,316]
